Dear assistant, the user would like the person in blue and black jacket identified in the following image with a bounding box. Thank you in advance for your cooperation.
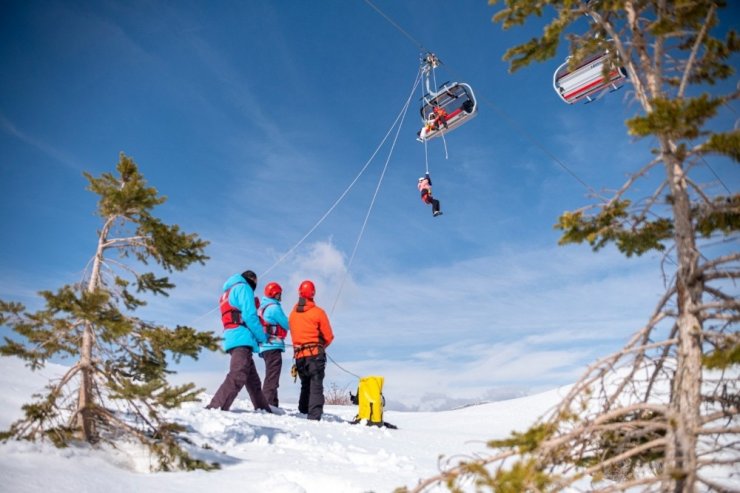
[206,270,271,412]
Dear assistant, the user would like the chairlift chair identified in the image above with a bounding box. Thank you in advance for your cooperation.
[553,51,628,104]
[417,82,478,142]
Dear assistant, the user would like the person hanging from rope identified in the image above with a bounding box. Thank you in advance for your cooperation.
[207,270,272,413]
[418,172,442,217]
[289,280,334,421]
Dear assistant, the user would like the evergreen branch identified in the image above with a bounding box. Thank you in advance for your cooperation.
[698,426,740,435]
[95,405,151,443]
[699,252,740,273]
[553,438,667,491]
[555,284,676,416]
[692,299,740,315]
[404,448,520,493]
[678,4,717,98]
[14,363,80,441]
[606,156,664,208]
[589,475,662,493]
[699,313,740,322]
[634,178,670,228]
[595,11,651,108]
[703,285,736,303]
[102,235,150,249]
[627,1,659,101]
[702,270,740,282]
[644,324,678,404]
[703,330,740,345]
[685,176,714,207]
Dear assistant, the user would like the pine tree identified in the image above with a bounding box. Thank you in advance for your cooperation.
[0,152,221,471]
[403,1,738,491]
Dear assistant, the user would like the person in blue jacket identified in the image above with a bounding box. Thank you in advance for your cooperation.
[206,270,272,412]
[258,282,290,408]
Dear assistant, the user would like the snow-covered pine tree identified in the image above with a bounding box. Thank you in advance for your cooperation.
[404,1,738,491]
[0,152,220,471]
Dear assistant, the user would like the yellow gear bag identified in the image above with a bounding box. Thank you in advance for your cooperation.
[351,376,385,426]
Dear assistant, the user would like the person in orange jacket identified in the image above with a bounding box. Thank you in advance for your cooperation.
[288,279,334,421]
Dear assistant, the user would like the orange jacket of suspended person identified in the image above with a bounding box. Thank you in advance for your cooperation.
[289,297,335,359]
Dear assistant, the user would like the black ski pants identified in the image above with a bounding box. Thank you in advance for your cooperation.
[261,349,283,407]
[296,354,326,420]
[422,191,441,215]
[207,346,271,412]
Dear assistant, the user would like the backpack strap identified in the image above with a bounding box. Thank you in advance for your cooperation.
[259,302,287,338]
[220,282,247,329]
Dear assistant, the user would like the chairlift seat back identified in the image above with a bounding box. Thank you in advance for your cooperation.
[553,52,628,104]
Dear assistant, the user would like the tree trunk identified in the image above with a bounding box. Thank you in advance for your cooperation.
[76,321,96,442]
[661,142,703,492]
[76,220,110,442]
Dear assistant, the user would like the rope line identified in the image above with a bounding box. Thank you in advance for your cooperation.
[260,69,423,279]
[421,68,431,175]
[476,89,601,197]
[428,58,450,159]
[327,353,362,379]
[363,0,428,53]
[695,152,732,195]
[324,71,422,381]
[330,67,420,315]
[183,71,423,347]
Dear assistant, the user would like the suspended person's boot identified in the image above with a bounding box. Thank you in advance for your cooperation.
[433,210,443,217]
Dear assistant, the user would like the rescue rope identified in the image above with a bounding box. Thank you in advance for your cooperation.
[422,69,431,175]
[428,58,450,160]
[260,71,423,279]
[330,64,420,316]
[321,55,423,382]
[362,0,428,53]
[184,71,423,330]
[423,137,429,175]
[327,353,362,380]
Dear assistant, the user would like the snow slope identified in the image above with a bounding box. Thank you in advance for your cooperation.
[7,356,728,493]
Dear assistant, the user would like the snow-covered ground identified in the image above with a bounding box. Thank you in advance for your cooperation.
[2,357,735,492]
[0,356,572,492]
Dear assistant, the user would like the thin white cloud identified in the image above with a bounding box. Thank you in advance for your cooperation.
[0,113,81,171]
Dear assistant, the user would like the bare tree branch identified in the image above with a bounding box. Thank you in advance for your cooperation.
[678,4,716,98]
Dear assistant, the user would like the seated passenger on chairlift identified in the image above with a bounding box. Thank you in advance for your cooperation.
[418,105,448,140]
[417,81,477,141]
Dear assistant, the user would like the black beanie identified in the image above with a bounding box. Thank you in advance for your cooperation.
[241,270,257,290]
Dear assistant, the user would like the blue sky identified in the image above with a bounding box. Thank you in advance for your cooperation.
[1,1,737,410]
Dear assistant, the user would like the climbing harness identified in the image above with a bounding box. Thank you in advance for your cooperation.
[292,342,325,359]
[258,302,287,339]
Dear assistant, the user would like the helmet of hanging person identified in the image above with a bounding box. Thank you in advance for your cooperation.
[264,282,282,300]
[298,280,316,299]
